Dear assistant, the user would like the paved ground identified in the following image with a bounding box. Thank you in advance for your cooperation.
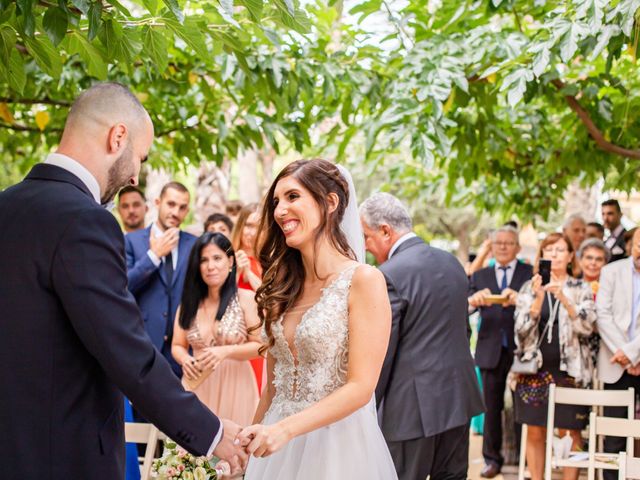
[468,432,518,480]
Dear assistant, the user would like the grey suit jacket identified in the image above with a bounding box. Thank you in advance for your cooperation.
[376,236,484,441]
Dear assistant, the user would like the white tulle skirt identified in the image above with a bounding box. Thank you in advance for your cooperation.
[244,397,398,479]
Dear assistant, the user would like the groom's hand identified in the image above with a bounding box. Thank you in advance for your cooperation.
[213,419,248,476]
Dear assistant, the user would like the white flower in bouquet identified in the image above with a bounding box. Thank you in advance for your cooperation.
[182,472,194,480]
[193,466,207,480]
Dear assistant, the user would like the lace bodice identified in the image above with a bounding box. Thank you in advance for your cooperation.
[186,295,248,350]
[266,265,358,418]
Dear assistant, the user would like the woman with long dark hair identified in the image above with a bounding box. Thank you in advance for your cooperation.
[239,159,397,479]
[171,232,261,426]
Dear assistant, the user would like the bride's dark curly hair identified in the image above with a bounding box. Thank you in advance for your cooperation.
[254,159,355,354]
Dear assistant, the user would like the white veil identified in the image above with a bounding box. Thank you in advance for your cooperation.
[336,164,365,263]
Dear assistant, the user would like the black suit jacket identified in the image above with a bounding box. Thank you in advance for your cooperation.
[468,262,533,369]
[608,229,627,263]
[0,164,220,479]
[376,237,484,441]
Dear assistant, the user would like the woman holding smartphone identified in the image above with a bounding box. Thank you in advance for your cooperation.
[513,232,596,480]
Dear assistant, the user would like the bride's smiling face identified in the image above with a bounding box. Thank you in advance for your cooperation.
[272,176,330,249]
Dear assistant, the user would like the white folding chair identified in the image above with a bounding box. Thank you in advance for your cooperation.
[517,384,635,480]
[125,422,162,480]
[620,452,640,479]
[587,413,640,480]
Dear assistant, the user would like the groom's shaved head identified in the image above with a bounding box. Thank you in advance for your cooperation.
[64,82,151,137]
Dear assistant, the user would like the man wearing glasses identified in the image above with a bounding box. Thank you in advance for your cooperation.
[468,225,533,478]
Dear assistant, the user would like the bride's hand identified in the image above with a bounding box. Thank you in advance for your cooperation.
[236,422,291,458]
[196,346,229,371]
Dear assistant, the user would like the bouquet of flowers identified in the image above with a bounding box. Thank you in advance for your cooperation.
[151,440,230,480]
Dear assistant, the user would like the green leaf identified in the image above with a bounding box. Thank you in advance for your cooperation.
[0,2,16,25]
[142,26,168,72]
[239,0,262,21]
[70,0,90,15]
[348,0,381,22]
[164,16,208,58]
[42,7,68,46]
[0,25,16,64]
[23,34,63,78]
[67,31,107,79]
[98,17,122,59]
[162,0,184,23]
[88,2,103,41]
[143,0,159,15]
[16,0,35,36]
[107,0,131,16]
[5,48,26,94]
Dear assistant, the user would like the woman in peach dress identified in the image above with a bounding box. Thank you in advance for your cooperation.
[172,232,262,426]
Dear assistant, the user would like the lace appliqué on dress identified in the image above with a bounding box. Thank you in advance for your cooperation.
[267,265,358,418]
[186,295,247,348]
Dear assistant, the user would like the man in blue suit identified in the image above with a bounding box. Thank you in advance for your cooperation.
[125,181,195,377]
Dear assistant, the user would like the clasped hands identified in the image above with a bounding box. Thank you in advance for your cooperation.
[213,420,291,477]
[611,349,640,375]
[182,346,229,381]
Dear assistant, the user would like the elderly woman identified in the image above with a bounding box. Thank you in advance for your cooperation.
[514,232,597,480]
[577,238,610,295]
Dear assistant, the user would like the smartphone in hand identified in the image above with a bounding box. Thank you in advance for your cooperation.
[539,259,552,285]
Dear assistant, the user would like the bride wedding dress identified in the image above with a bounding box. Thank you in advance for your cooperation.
[244,264,398,479]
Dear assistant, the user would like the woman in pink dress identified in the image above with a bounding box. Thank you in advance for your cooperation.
[172,232,262,426]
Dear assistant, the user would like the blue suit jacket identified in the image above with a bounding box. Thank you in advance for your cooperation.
[0,164,219,479]
[125,226,196,376]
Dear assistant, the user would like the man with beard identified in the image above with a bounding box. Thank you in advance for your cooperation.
[0,83,246,479]
[602,199,627,262]
[117,185,148,232]
[124,181,195,377]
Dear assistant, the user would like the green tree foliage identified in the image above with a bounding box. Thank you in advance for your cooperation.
[0,0,383,183]
[349,0,640,218]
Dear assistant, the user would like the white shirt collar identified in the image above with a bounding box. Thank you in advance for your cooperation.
[495,258,518,272]
[44,153,101,204]
[388,232,418,260]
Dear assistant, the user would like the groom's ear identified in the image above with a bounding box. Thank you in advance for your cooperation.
[326,192,339,215]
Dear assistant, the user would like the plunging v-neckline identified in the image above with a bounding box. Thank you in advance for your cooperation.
[279,264,357,366]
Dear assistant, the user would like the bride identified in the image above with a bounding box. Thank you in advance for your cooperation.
[239,159,398,479]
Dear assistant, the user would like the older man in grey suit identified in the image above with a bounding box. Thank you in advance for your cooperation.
[360,193,484,480]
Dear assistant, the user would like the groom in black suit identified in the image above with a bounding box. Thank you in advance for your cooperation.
[0,83,245,479]
[361,193,484,480]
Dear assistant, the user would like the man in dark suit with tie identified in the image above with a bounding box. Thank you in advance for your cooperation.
[360,192,484,480]
[125,181,195,377]
[0,83,245,479]
[602,199,627,262]
[468,225,533,478]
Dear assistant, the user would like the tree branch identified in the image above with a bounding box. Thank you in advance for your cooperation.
[0,97,72,107]
[0,122,62,133]
[552,79,640,160]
